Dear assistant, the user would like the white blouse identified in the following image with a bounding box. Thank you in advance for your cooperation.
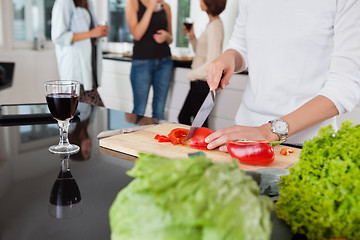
[227,0,360,144]
[51,0,103,91]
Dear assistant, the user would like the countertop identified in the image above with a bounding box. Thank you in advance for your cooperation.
[0,102,304,240]
[103,53,193,68]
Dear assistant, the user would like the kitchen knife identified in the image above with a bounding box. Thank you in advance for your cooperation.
[97,124,156,140]
[185,87,220,141]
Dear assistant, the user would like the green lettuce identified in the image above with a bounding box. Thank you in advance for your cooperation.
[275,121,360,240]
[109,153,273,240]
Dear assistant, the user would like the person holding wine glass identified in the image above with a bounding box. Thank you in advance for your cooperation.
[182,17,193,39]
[178,0,227,127]
[51,0,108,107]
[125,0,173,121]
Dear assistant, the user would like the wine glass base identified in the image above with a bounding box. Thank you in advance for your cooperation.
[48,144,80,155]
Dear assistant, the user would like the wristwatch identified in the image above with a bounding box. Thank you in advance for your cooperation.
[269,119,288,142]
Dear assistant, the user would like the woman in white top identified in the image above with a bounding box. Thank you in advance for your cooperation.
[178,0,226,127]
[205,0,360,151]
[51,0,108,106]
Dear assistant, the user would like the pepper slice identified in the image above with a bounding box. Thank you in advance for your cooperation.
[168,128,189,146]
[280,147,294,156]
[154,134,171,143]
[226,141,275,165]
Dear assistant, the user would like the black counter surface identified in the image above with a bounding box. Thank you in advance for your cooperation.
[0,102,304,240]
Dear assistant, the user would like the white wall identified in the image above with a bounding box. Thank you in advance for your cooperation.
[0,50,60,105]
[191,0,239,48]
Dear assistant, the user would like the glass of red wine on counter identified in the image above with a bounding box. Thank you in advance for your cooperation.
[183,17,193,38]
[44,80,80,154]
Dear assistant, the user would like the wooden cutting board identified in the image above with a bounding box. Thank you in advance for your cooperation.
[99,122,301,170]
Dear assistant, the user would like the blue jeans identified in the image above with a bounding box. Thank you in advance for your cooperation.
[130,56,173,119]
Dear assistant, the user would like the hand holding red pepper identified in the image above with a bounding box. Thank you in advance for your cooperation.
[205,125,278,152]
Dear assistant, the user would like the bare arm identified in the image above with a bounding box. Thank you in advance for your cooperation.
[125,0,157,41]
[206,95,339,151]
[205,49,339,151]
[153,3,173,44]
[71,25,108,43]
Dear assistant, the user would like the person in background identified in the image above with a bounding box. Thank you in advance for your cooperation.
[178,0,226,127]
[51,0,108,106]
[205,0,360,151]
[69,104,94,161]
[125,0,173,122]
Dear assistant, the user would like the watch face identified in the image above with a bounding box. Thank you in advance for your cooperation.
[273,121,288,135]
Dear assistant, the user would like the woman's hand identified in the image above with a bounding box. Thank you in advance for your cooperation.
[206,49,243,91]
[147,0,159,12]
[89,25,109,38]
[182,23,195,39]
[153,29,171,44]
[205,124,277,152]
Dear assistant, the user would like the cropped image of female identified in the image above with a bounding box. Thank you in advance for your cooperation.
[51,0,108,106]
[178,0,226,127]
[126,0,173,121]
[205,0,360,151]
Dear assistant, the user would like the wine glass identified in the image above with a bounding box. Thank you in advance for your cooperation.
[182,17,193,39]
[48,153,82,219]
[156,0,164,11]
[44,80,80,154]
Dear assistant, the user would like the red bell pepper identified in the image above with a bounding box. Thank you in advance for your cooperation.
[190,127,215,150]
[226,141,275,165]
[168,128,189,146]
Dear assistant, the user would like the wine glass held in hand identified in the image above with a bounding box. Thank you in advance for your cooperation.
[182,17,193,38]
[44,80,80,154]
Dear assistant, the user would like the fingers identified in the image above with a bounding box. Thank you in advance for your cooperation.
[206,61,224,91]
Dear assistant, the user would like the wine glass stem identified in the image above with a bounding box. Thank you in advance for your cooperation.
[57,119,70,147]
[60,154,70,172]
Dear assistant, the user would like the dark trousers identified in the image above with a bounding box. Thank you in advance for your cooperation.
[178,80,209,127]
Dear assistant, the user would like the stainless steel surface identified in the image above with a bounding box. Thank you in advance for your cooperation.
[96,124,156,139]
[185,89,218,141]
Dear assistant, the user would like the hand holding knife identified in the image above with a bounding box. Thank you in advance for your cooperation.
[185,74,224,141]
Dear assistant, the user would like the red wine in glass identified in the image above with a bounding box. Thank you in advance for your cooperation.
[44,80,80,154]
[184,22,193,31]
[46,93,79,121]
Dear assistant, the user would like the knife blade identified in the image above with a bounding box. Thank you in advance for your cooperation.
[185,88,219,141]
[97,124,156,140]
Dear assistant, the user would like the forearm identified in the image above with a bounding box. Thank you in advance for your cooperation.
[224,49,245,72]
[131,9,153,40]
[261,95,339,141]
[72,32,91,43]
[166,32,173,44]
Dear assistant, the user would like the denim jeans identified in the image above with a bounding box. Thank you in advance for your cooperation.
[130,56,173,119]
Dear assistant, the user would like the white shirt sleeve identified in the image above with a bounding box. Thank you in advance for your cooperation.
[51,0,74,46]
[225,0,248,72]
[317,0,360,114]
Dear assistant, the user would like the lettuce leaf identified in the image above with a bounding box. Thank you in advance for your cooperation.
[275,121,360,240]
[109,153,273,240]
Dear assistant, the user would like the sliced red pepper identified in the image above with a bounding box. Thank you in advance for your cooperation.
[226,141,275,165]
[168,128,189,146]
[157,136,171,143]
[154,134,171,143]
[280,147,294,156]
[190,127,215,150]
